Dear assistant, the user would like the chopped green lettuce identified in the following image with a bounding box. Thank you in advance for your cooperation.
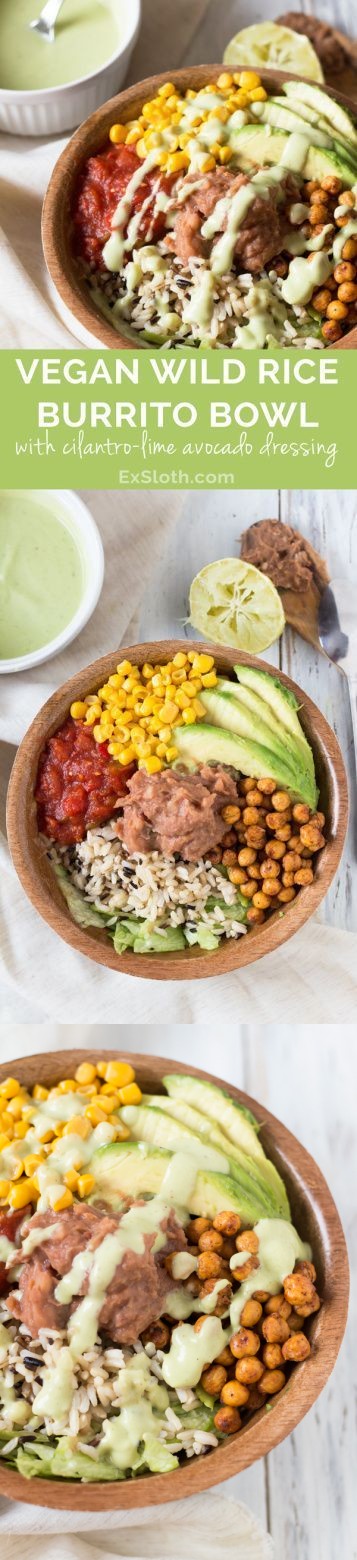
[133,1434,179,1473]
[16,1438,123,1482]
[113,918,186,954]
[52,863,115,930]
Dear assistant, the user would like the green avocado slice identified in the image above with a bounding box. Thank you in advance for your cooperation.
[173,721,317,810]
[89,1140,270,1226]
[231,123,356,186]
[163,1074,290,1217]
[120,1103,285,1216]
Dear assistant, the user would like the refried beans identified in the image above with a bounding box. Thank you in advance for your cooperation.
[114,764,239,862]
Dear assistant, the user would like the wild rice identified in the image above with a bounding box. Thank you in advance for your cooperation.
[0,1304,218,1467]
[55,823,247,940]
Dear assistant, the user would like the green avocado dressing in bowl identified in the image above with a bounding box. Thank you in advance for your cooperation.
[0,0,122,91]
[0,491,104,672]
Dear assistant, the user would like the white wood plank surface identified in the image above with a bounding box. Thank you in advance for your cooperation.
[178,0,356,68]
[2,1021,353,1557]
[138,488,357,930]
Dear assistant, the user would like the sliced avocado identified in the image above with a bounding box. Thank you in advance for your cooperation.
[163,1074,290,1218]
[90,1140,267,1225]
[199,686,311,793]
[282,79,357,148]
[121,1103,284,1216]
[173,722,316,809]
[232,124,356,187]
[142,1095,288,1214]
[277,91,357,164]
[251,99,334,149]
[216,677,315,783]
[234,665,318,808]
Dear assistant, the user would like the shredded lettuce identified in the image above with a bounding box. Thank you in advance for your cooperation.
[53,863,115,930]
[16,1438,123,1482]
[113,918,186,954]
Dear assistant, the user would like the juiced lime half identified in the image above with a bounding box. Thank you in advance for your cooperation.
[189,558,285,653]
[224,22,324,83]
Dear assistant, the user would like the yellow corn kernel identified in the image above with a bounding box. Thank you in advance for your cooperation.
[183,681,200,698]
[0,1112,14,1136]
[136,136,149,158]
[75,1063,97,1085]
[85,707,98,726]
[0,1078,20,1100]
[0,1135,10,1152]
[201,671,217,687]
[96,1062,109,1079]
[166,151,189,174]
[192,699,206,719]
[11,1158,25,1181]
[116,660,133,675]
[6,1097,24,1120]
[70,701,88,720]
[232,90,249,108]
[217,71,234,89]
[58,1079,78,1093]
[143,756,163,774]
[0,1180,10,1199]
[106,1061,135,1087]
[141,663,154,678]
[248,87,267,102]
[52,1188,74,1213]
[240,70,261,90]
[173,652,188,668]
[79,1083,100,1098]
[96,1094,119,1116]
[158,82,175,98]
[62,1116,91,1139]
[109,122,127,144]
[218,146,233,164]
[201,155,216,173]
[182,707,196,725]
[119,1082,142,1106]
[158,701,179,722]
[194,654,214,673]
[125,127,142,145]
[85,1103,107,1126]
[77,1174,95,1199]
[14,1121,29,1140]
[208,142,224,160]
[156,743,167,758]
[64,1170,79,1192]
[175,689,191,710]
[9,1178,38,1209]
[24,1155,42,1177]
[37,1127,55,1144]
[165,745,178,762]
[53,1123,64,1137]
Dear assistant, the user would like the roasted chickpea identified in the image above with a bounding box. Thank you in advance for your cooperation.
[246,907,265,925]
[247,864,262,880]
[312,288,334,313]
[238,847,257,867]
[262,1344,284,1370]
[232,1255,259,1280]
[321,319,343,341]
[327,298,349,319]
[282,1333,311,1362]
[236,1230,259,1253]
[265,812,290,831]
[342,237,357,260]
[197,1251,224,1281]
[253,1290,270,1303]
[295,1296,321,1318]
[217,1344,236,1367]
[265,1295,291,1319]
[236,878,256,898]
[207,847,223,865]
[305,180,321,195]
[187,1218,211,1241]
[261,878,281,897]
[338,282,357,303]
[252,891,270,910]
[282,873,294,889]
[201,1364,228,1395]
[242,807,262,826]
[309,186,330,205]
[141,1319,170,1349]
[213,1211,241,1236]
[245,789,263,807]
[288,1310,307,1332]
[235,1356,264,1385]
[271,791,291,812]
[334,261,356,284]
[260,859,280,879]
[278,886,296,903]
[265,839,286,860]
[245,826,266,847]
[258,1368,286,1395]
[198,1228,224,1253]
[299,824,325,851]
[310,204,328,226]
[262,1315,290,1344]
[222,849,238,867]
[257,778,276,794]
[275,824,292,842]
[294,867,314,885]
[230,1328,260,1359]
[220,1379,249,1408]
[214,1404,241,1434]
[283,1273,317,1307]
[321,175,342,194]
[240,778,254,793]
[240,1299,263,1327]
[226,866,248,885]
[295,1260,317,1282]
[282,853,302,874]
[292,803,310,824]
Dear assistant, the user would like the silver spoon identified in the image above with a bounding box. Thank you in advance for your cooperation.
[29,0,64,43]
[318,575,357,774]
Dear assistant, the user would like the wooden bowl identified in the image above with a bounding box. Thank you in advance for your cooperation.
[42,64,357,351]
[6,640,348,982]
[0,1046,349,1511]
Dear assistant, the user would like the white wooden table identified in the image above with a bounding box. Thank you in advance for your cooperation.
[1,1020,354,1559]
[171,0,355,69]
[138,488,357,932]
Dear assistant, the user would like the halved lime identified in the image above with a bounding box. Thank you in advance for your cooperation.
[189,558,285,653]
[224,22,324,83]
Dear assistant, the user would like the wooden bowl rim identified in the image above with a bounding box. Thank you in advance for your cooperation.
[6,640,348,982]
[0,1047,349,1511]
[41,63,357,351]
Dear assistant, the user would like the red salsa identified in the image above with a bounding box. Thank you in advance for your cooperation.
[35,717,135,846]
[72,143,175,268]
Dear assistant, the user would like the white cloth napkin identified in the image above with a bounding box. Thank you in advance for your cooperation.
[0,1492,274,1551]
[0,0,211,347]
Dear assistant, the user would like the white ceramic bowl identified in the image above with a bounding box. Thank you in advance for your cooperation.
[0,490,104,674]
[0,0,141,137]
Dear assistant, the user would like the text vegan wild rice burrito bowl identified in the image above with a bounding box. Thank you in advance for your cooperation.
[0,1048,349,1509]
[42,65,357,350]
[6,641,348,981]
